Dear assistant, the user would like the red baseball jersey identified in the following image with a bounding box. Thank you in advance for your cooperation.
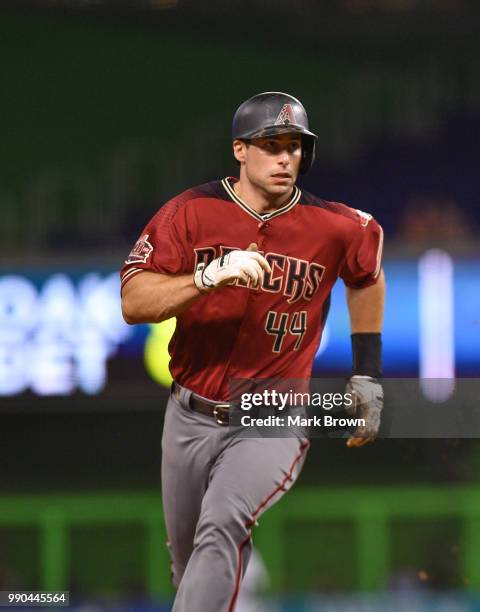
[120,177,383,400]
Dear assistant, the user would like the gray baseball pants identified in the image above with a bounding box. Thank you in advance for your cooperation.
[161,383,309,612]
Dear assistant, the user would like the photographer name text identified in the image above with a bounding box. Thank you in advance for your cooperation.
[239,415,365,428]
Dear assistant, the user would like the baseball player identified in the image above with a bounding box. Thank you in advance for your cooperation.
[120,92,385,611]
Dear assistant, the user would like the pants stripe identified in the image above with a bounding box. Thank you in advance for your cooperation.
[249,439,310,525]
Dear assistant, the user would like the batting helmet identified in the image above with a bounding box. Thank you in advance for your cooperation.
[232,92,317,174]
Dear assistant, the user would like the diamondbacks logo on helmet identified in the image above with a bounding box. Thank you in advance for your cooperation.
[125,234,153,264]
[275,104,296,126]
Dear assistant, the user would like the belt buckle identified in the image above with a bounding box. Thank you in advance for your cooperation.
[213,403,231,426]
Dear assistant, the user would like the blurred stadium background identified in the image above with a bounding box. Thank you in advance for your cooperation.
[1,1,480,610]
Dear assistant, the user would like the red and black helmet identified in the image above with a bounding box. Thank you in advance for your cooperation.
[232,92,317,174]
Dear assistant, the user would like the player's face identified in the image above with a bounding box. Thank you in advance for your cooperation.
[234,133,302,196]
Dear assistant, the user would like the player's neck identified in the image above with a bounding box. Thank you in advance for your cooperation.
[233,179,294,215]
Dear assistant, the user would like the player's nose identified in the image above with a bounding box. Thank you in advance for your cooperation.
[278,149,290,165]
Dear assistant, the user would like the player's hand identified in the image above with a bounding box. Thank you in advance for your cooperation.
[344,376,383,448]
[194,243,271,292]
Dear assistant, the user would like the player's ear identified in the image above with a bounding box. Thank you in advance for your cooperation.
[233,139,247,164]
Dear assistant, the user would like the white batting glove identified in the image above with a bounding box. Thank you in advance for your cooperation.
[344,376,384,447]
[194,243,271,293]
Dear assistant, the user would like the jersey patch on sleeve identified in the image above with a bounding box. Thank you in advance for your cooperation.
[125,234,153,264]
[355,209,373,227]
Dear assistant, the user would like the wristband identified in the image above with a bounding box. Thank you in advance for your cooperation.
[351,333,382,378]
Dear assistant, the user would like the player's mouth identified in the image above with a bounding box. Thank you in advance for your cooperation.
[271,172,292,181]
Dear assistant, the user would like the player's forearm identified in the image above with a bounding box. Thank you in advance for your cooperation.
[121,271,202,324]
[346,269,385,333]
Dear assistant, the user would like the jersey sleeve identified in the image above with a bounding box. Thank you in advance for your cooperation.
[120,197,191,291]
[340,213,384,289]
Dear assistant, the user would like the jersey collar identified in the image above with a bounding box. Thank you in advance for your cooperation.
[221,177,301,222]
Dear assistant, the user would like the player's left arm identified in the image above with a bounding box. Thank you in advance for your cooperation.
[338,208,385,448]
[344,269,386,447]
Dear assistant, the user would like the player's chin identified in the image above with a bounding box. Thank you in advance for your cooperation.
[265,180,294,195]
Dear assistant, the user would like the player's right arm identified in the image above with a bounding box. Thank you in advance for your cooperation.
[121,243,271,324]
[120,194,270,324]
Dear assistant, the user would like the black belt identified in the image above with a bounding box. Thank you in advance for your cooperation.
[172,382,240,426]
